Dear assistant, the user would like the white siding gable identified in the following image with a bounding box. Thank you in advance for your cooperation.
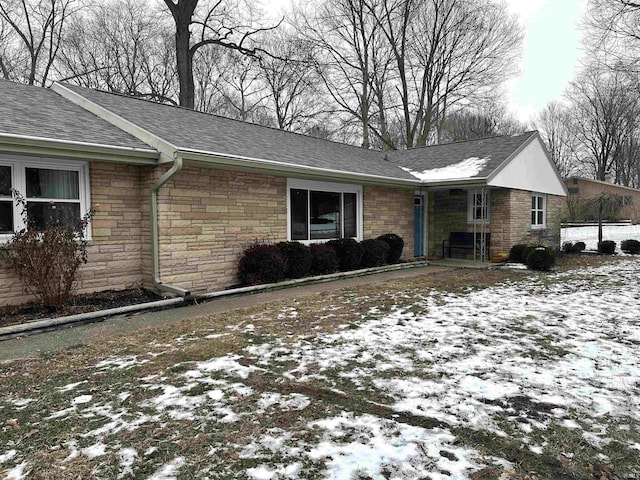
[488,137,567,196]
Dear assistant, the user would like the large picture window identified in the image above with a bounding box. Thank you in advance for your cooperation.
[0,157,90,240]
[288,179,362,242]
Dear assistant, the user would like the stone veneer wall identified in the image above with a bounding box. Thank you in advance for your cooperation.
[153,166,288,294]
[0,162,423,305]
[426,187,568,259]
[362,185,415,260]
[0,161,148,306]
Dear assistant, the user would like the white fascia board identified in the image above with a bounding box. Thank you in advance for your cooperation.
[487,135,568,196]
[178,148,421,188]
[0,133,159,164]
[51,82,175,163]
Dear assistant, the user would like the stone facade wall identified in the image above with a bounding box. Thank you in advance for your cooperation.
[153,166,288,294]
[426,187,568,259]
[0,161,425,305]
[0,161,148,306]
[362,185,415,260]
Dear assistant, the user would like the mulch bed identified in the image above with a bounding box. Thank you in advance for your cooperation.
[0,288,163,329]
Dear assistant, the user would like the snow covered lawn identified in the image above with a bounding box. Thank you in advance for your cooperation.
[561,224,640,253]
[1,259,639,479]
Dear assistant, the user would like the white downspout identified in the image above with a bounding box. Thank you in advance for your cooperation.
[151,155,191,297]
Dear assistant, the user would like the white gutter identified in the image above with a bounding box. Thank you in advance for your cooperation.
[151,155,190,298]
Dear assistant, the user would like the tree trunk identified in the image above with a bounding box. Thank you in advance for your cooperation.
[175,18,195,109]
[598,198,603,250]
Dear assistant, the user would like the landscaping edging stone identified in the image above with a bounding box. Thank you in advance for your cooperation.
[0,261,430,340]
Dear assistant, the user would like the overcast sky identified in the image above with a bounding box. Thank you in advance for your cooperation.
[505,0,588,124]
[264,0,589,125]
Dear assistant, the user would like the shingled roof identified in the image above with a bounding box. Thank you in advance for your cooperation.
[56,83,418,182]
[386,132,538,183]
[0,79,153,151]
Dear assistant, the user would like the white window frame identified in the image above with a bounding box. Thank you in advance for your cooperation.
[531,193,546,229]
[467,189,490,224]
[0,155,91,243]
[286,178,363,244]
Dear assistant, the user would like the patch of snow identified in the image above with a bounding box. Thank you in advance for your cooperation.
[400,156,491,182]
[188,354,264,379]
[82,442,107,459]
[246,463,302,480]
[5,461,29,480]
[72,395,93,405]
[10,399,33,408]
[94,356,149,370]
[118,448,137,479]
[146,457,185,480]
[256,392,310,412]
[58,381,86,392]
[561,224,640,252]
[0,450,16,464]
[308,413,479,479]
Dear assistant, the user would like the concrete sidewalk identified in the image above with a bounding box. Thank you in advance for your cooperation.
[0,264,452,362]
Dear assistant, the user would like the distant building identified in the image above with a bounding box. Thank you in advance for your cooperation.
[565,177,640,224]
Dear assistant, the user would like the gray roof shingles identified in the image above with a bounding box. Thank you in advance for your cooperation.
[59,83,417,181]
[386,131,538,180]
[0,79,153,151]
[2,80,539,182]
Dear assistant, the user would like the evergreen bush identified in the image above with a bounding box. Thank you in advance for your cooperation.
[325,238,363,271]
[376,233,404,263]
[525,246,556,271]
[509,243,531,263]
[598,240,616,255]
[277,241,312,278]
[238,243,286,285]
[621,239,640,254]
[309,244,339,275]
[360,239,390,268]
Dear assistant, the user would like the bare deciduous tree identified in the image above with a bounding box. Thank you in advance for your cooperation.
[57,0,177,103]
[162,0,280,109]
[255,31,324,132]
[0,0,79,86]
[535,101,580,179]
[585,0,640,71]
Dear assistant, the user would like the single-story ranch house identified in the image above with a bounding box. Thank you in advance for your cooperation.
[0,80,568,306]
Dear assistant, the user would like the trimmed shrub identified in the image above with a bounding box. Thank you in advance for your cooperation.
[562,241,586,254]
[377,233,404,263]
[598,240,616,255]
[360,239,390,268]
[621,239,640,254]
[238,243,286,285]
[526,246,556,271]
[309,244,339,275]
[326,238,363,271]
[509,243,531,264]
[277,241,312,279]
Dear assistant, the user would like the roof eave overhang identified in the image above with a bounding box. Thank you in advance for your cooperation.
[52,82,176,164]
[0,133,159,165]
[418,178,488,189]
[177,149,421,187]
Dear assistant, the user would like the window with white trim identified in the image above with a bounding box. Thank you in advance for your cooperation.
[288,179,362,242]
[0,157,90,240]
[531,194,546,228]
[467,189,490,223]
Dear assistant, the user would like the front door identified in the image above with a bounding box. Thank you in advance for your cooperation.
[414,195,425,257]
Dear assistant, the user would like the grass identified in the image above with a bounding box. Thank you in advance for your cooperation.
[1,257,639,479]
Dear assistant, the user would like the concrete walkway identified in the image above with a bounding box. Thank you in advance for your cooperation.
[0,264,453,362]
